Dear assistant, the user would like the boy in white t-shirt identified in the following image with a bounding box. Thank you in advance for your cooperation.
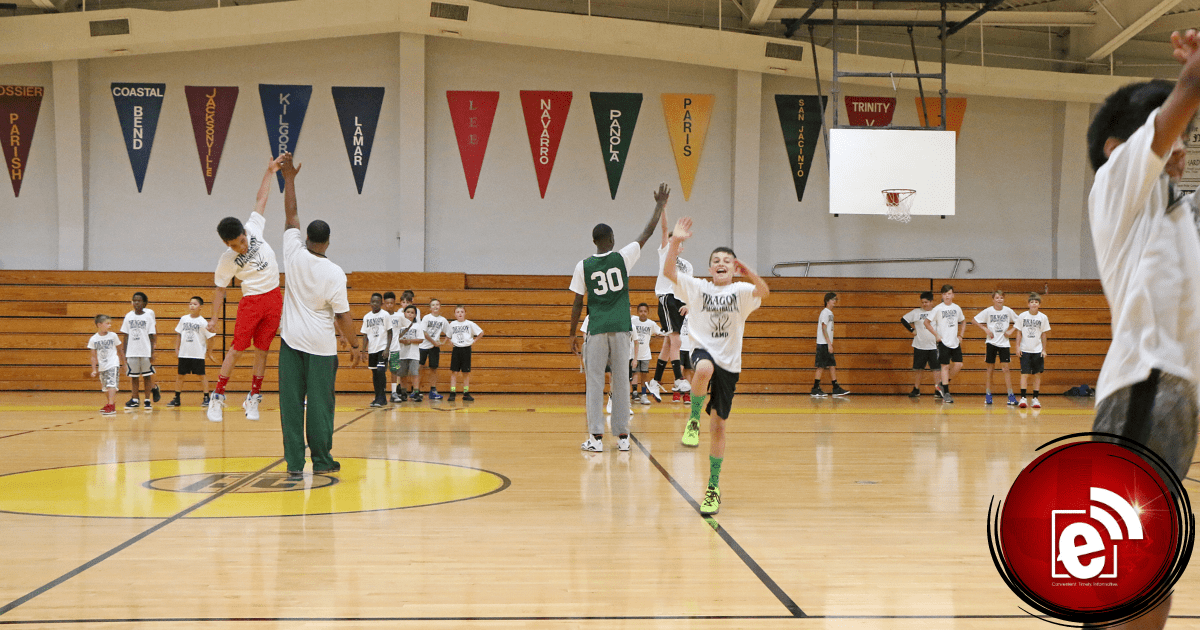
[923,284,966,404]
[419,298,450,401]
[390,305,425,402]
[1015,293,1051,409]
[901,291,939,398]
[631,303,664,405]
[972,290,1019,406]
[665,216,769,516]
[678,314,693,403]
[649,206,693,402]
[812,292,849,397]
[166,296,217,409]
[447,306,485,402]
[360,293,392,408]
[88,314,126,416]
[121,291,159,411]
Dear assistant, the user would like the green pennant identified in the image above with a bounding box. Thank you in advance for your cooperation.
[590,92,643,200]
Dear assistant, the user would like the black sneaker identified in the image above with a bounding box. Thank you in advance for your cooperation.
[412,392,423,402]
[166,395,181,408]
[151,384,161,403]
[369,399,386,408]
[399,391,408,402]
[125,398,140,410]
[201,393,211,408]
[314,461,341,474]
[907,388,920,398]
[810,386,827,398]
[832,385,850,397]
[462,393,474,402]
[391,391,402,403]
[143,399,152,410]
[287,470,304,480]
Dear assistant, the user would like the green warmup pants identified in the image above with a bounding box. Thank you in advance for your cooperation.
[278,340,338,473]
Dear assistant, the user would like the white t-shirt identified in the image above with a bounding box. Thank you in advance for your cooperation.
[655,243,693,296]
[679,315,692,352]
[928,302,965,349]
[360,309,391,354]
[213,211,280,296]
[175,315,216,360]
[902,307,937,351]
[671,274,762,373]
[389,314,418,353]
[816,307,835,345]
[120,309,156,358]
[569,242,641,295]
[973,306,1018,348]
[280,228,350,356]
[448,320,483,347]
[1090,107,1200,402]
[1016,311,1051,354]
[396,318,424,361]
[631,316,663,361]
[419,314,450,349]
[580,315,589,334]
[88,332,122,371]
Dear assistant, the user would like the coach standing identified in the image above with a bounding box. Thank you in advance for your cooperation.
[278,153,360,478]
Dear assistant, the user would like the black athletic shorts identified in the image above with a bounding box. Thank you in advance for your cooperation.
[368,350,387,371]
[937,342,963,365]
[177,358,206,376]
[679,349,692,371]
[984,344,1011,364]
[815,344,836,368]
[1020,353,1045,374]
[419,346,441,369]
[450,346,472,373]
[657,294,686,334]
[912,348,939,371]
[690,348,740,420]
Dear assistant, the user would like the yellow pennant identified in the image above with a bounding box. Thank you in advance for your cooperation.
[661,94,714,200]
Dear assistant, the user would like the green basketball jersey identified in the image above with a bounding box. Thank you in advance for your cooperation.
[583,252,633,333]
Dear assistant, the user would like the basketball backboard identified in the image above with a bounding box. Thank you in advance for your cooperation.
[829,128,956,217]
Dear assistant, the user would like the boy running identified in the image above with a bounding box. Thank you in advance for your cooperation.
[901,291,939,397]
[667,217,769,515]
[1015,293,1051,409]
[924,284,966,404]
[973,290,1018,405]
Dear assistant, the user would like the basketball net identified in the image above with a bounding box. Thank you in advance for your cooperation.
[882,189,916,224]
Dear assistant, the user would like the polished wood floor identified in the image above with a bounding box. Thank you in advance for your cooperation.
[0,390,1197,629]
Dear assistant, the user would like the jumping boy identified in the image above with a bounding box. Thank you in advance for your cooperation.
[89,314,126,416]
[667,216,769,515]
[419,298,449,401]
[1015,293,1051,409]
[166,296,217,409]
[361,293,391,408]
[208,155,287,422]
[901,291,939,397]
[812,292,849,397]
[973,290,1018,405]
[924,284,966,404]
[631,303,663,405]
[447,306,484,402]
[121,291,158,411]
[648,205,692,402]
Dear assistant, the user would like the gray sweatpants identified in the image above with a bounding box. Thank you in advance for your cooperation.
[1092,369,1198,480]
[584,331,631,436]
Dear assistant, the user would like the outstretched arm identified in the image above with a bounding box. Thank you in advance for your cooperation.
[208,286,226,334]
[1157,30,1200,157]
[635,183,670,249]
[254,155,287,216]
[663,217,692,284]
[280,152,302,232]
[900,317,914,333]
[659,199,670,250]
[734,259,769,299]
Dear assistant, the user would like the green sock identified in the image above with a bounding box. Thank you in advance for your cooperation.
[708,455,723,488]
[451,386,457,392]
[464,386,469,393]
[690,394,708,421]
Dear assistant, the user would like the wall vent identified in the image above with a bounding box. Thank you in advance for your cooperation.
[90,19,130,37]
[765,42,803,62]
[430,2,468,21]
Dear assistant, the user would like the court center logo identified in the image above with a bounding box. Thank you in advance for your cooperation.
[146,471,338,493]
[989,433,1194,626]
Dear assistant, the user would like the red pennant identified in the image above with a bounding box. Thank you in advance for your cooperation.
[0,86,44,198]
[844,96,896,127]
[446,91,499,199]
[520,91,572,198]
[185,86,239,195]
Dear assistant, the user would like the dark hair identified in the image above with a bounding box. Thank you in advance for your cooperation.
[307,220,330,244]
[637,302,649,309]
[401,290,415,300]
[823,292,838,306]
[383,291,396,301]
[919,291,934,301]
[371,292,383,301]
[404,304,417,314]
[1087,80,1173,171]
[940,284,954,294]
[190,296,204,305]
[94,314,111,324]
[710,246,736,263]
[217,217,245,242]
[132,291,149,304]
[592,223,614,242]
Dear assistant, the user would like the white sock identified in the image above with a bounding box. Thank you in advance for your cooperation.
[391,383,398,393]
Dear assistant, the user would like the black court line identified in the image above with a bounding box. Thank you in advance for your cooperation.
[630,433,806,618]
[0,417,92,442]
[0,410,374,618]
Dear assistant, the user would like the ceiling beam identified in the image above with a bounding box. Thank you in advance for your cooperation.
[769,8,1096,27]
[1141,10,1200,38]
[747,0,780,29]
[1087,0,1183,61]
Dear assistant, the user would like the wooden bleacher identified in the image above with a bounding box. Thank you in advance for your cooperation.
[0,271,1109,395]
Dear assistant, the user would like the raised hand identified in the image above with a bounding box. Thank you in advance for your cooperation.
[267,153,287,173]
[279,152,302,179]
[671,216,693,242]
[733,259,750,277]
[1173,30,1200,65]
[653,183,671,206]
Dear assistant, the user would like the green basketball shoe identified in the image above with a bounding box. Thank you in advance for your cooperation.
[681,419,701,447]
[700,485,721,515]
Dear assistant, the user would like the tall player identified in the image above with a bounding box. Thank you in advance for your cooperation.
[206,154,287,422]
[647,205,692,402]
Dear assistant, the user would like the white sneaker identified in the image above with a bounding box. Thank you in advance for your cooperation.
[1031,397,1041,409]
[606,395,612,414]
[646,379,663,402]
[677,379,691,393]
[639,394,652,405]
[1018,397,1028,409]
[617,437,630,451]
[243,393,261,421]
[207,393,226,422]
[581,436,603,452]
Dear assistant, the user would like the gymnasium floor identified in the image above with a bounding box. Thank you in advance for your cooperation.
[0,391,1196,629]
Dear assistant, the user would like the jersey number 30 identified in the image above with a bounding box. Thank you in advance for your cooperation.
[590,268,625,295]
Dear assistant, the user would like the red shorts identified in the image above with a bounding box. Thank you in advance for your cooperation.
[232,288,282,352]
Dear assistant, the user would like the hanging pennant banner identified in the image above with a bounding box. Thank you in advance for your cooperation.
[662,94,714,201]
[844,96,895,127]
[446,91,500,199]
[590,92,642,200]
[775,95,827,203]
[111,83,165,193]
[185,86,239,195]
[915,97,968,139]
[520,90,572,198]
[332,86,385,195]
[259,84,312,192]
[0,86,44,198]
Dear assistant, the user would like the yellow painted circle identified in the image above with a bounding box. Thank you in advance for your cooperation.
[0,457,508,518]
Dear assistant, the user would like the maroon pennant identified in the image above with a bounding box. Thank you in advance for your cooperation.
[844,96,896,127]
[520,91,572,198]
[185,86,239,195]
[446,91,500,199]
[0,86,44,197]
